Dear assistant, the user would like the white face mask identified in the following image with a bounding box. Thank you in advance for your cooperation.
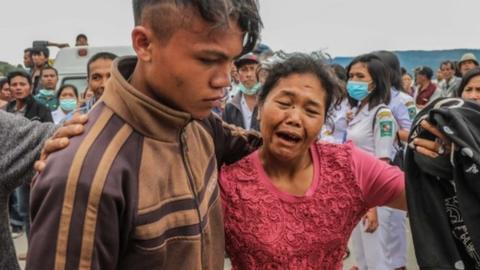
[239,83,261,96]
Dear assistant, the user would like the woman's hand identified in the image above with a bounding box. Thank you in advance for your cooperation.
[410,120,452,159]
[34,114,88,172]
[346,110,354,123]
[362,208,379,233]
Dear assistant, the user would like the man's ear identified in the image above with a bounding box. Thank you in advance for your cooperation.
[132,26,153,62]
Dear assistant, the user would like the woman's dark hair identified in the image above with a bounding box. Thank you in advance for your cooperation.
[373,50,404,92]
[456,67,480,97]
[57,84,79,99]
[330,63,347,82]
[346,53,391,109]
[258,53,342,123]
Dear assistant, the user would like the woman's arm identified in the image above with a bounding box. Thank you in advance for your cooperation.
[0,111,56,190]
[385,190,407,211]
[351,144,406,211]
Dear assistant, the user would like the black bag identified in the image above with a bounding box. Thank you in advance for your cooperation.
[391,137,405,170]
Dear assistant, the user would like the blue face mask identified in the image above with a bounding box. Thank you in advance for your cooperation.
[59,99,77,112]
[39,89,55,97]
[239,83,261,96]
[347,81,370,101]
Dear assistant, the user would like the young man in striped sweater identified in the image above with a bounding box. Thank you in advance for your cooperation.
[27,1,262,269]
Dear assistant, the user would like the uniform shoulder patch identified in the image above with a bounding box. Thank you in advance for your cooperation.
[405,101,415,107]
[322,130,333,136]
[379,120,394,137]
[376,109,392,119]
[407,107,417,121]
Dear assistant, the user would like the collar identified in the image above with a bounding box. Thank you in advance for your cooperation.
[8,95,35,111]
[101,56,192,142]
[230,91,243,110]
[420,82,436,92]
[391,87,400,98]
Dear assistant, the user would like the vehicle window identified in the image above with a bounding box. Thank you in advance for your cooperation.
[61,77,87,96]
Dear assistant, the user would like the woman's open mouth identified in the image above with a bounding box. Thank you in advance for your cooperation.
[275,131,302,145]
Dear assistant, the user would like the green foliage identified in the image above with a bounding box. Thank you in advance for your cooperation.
[0,61,25,77]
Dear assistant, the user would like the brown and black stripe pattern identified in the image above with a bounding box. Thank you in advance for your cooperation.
[28,57,226,270]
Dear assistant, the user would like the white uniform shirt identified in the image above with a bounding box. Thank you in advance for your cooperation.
[240,94,253,130]
[51,108,68,124]
[347,103,397,159]
[319,98,348,144]
[397,91,417,122]
[389,89,413,130]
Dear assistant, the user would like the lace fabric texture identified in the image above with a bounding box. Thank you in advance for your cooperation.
[220,143,368,269]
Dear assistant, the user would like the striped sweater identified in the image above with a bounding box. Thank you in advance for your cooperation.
[27,57,261,270]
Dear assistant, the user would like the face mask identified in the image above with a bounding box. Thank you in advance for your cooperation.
[347,81,370,101]
[239,83,261,96]
[59,98,77,112]
[39,89,55,97]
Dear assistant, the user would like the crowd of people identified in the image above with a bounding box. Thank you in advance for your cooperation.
[0,1,479,270]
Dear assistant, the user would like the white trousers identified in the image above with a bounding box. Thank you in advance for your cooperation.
[351,207,407,270]
[384,208,407,268]
[351,207,389,270]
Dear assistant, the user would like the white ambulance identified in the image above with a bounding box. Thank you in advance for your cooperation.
[53,46,134,96]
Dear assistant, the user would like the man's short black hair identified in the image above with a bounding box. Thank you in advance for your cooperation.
[416,66,434,80]
[7,70,32,86]
[132,0,262,55]
[40,66,59,76]
[24,48,33,54]
[87,52,118,77]
[32,47,50,58]
[440,60,455,70]
[76,33,88,41]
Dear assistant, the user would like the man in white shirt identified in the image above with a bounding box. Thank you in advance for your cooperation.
[438,60,461,97]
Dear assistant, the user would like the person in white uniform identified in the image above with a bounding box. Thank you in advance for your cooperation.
[345,53,398,270]
[51,84,79,124]
[374,50,417,270]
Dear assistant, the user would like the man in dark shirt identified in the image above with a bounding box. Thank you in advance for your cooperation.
[6,70,53,240]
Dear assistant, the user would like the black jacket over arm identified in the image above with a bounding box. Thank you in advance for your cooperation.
[406,98,480,269]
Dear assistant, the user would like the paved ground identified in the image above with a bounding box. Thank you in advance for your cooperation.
[14,220,419,269]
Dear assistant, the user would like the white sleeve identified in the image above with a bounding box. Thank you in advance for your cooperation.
[373,108,397,159]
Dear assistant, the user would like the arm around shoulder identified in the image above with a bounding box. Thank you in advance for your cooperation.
[0,111,56,189]
[201,113,262,166]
